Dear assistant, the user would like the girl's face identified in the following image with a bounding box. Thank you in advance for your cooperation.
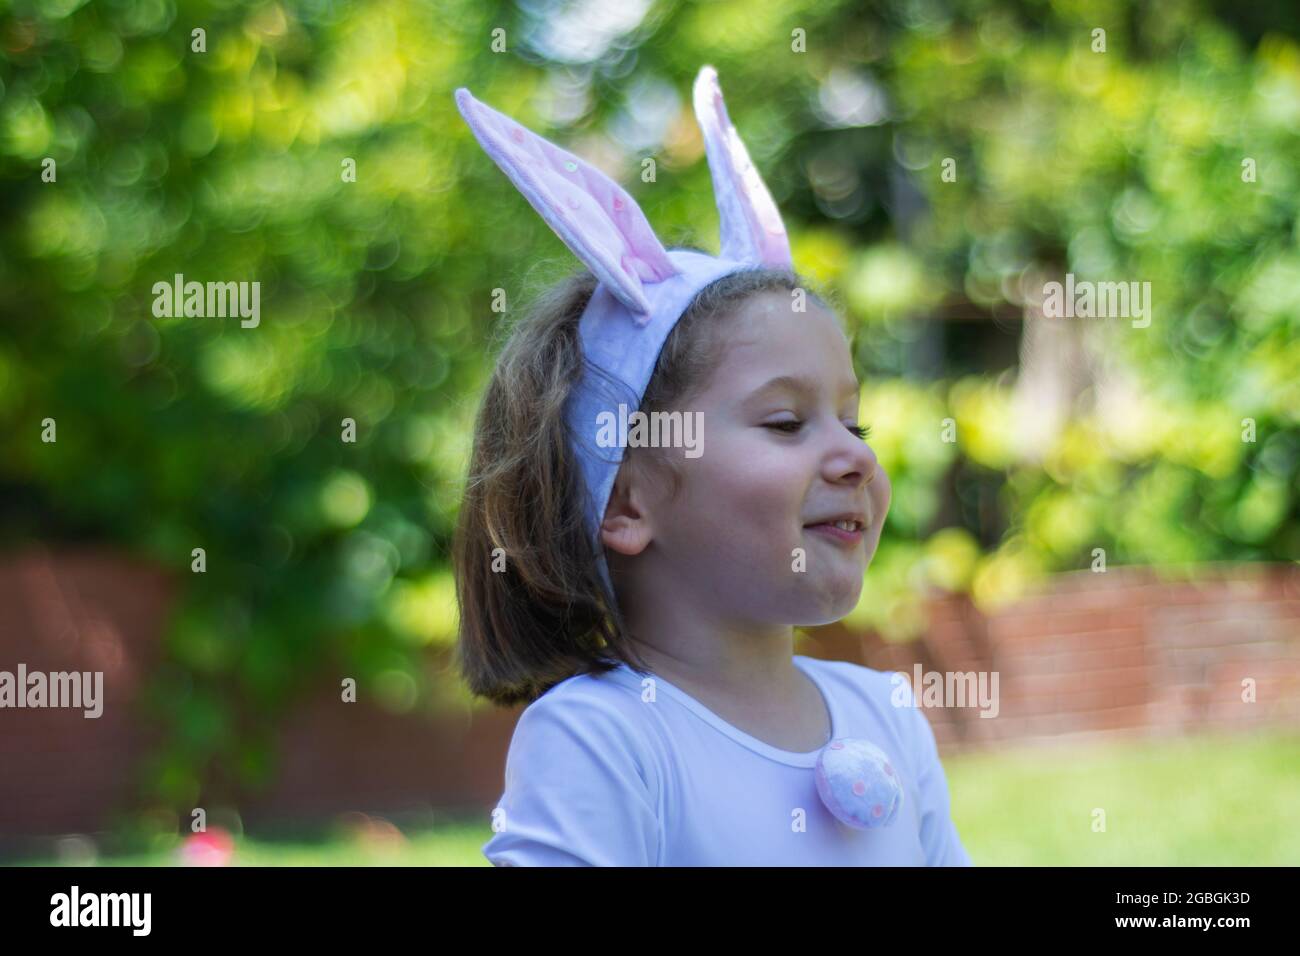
[603,289,891,627]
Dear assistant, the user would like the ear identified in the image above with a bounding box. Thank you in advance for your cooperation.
[692,65,793,269]
[599,467,654,557]
[454,87,679,319]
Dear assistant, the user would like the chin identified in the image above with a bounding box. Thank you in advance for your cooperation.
[794,606,855,628]
[791,577,864,626]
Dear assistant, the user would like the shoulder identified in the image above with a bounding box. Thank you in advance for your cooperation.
[520,663,652,730]
[485,664,665,866]
[505,664,660,781]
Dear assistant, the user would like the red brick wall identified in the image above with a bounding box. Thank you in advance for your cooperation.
[0,547,171,838]
[804,563,1300,751]
[2,549,1296,841]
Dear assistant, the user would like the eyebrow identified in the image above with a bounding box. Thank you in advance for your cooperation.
[746,374,861,402]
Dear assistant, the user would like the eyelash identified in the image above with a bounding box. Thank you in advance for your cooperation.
[766,421,872,440]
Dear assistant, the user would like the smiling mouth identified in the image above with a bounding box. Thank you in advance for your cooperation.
[802,519,866,549]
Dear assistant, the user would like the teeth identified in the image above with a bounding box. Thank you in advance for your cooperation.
[833,520,857,531]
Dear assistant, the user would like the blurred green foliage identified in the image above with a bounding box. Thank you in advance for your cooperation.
[1,0,1297,822]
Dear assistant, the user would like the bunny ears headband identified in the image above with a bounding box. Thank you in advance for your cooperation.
[455,66,794,597]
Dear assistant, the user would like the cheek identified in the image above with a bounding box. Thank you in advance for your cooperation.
[678,432,809,544]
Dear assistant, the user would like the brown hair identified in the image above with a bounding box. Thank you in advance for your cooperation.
[453,251,831,706]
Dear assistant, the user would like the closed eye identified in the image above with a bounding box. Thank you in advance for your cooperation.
[763,421,872,440]
[764,421,803,433]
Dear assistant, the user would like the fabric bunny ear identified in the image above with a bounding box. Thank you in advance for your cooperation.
[454,87,679,318]
[692,65,792,269]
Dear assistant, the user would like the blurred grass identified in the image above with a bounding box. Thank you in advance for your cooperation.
[16,730,1299,866]
[16,819,494,867]
[946,730,1300,866]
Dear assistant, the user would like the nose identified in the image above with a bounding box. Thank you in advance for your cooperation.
[823,422,879,490]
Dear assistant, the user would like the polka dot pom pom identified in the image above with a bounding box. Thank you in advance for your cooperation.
[814,738,904,830]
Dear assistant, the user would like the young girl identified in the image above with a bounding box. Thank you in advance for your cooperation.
[452,67,972,866]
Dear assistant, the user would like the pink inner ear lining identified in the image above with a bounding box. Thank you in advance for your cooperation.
[691,66,792,270]
[456,84,684,311]
[622,253,663,283]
